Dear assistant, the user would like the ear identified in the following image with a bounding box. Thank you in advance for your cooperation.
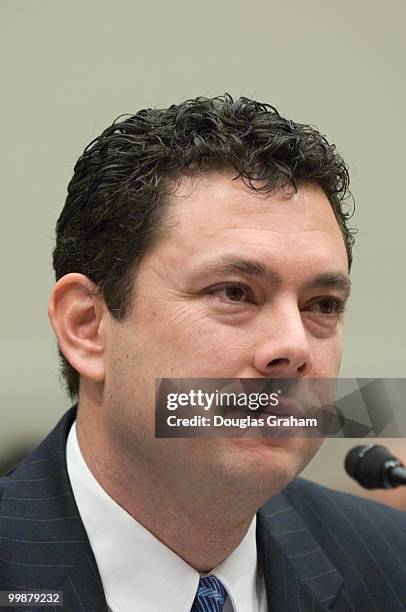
[48,273,107,385]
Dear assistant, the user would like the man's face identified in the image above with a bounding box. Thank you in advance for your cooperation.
[100,173,350,496]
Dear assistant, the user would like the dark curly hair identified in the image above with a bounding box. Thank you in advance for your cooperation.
[52,94,355,400]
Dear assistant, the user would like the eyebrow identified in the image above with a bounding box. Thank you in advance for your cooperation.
[193,255,352,298]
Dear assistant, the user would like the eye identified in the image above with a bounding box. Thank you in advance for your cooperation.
[207,283,256,305]
[307,297,346,316]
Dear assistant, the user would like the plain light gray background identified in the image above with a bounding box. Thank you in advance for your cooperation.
[1,0,405,503]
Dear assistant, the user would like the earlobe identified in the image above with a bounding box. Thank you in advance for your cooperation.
[48,273,106,384]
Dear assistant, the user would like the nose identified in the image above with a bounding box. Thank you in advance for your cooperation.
[252,301,313,377]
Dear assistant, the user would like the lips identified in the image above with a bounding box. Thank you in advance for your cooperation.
[262,397,306,419]
[222,395,318,420]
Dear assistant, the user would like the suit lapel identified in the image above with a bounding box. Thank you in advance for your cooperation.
[0,405,108,612]
[257,491,344,611]
[1,405,344,611]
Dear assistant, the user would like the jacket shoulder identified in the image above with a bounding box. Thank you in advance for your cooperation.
[0,405,78,507]
[283,477,406,535]
[259,479,406,609]
[289,477,405,517]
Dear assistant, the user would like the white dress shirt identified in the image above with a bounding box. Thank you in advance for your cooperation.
[66,421,268,612]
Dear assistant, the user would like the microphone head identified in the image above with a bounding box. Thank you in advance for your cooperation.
[345,445,400,489]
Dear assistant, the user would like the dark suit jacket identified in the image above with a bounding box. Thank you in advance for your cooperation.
[1,405,405,612]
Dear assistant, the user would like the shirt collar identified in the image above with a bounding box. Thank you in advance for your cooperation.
[66,420,260,612]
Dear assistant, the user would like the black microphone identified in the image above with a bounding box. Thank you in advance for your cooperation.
[344,444,406,489]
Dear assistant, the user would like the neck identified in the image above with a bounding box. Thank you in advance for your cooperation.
[75,405,269,572]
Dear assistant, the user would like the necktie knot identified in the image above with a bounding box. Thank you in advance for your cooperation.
[191,575,228,611]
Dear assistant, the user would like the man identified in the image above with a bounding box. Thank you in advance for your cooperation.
[1,95,405,612]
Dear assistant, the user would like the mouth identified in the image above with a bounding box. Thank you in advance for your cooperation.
[263,398,305,418]
[223,397,315,418]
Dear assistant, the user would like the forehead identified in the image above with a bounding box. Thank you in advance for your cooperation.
[161,172,348,273]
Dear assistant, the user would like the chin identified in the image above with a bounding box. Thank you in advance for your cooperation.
[219,437,312,497]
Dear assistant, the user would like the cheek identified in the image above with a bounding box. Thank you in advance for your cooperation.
[298,437,324,471]
[147,303,249,354]
[104,333,137,399]
[179,318,252,358]
[155,308,255,377]
[311,333,343,376]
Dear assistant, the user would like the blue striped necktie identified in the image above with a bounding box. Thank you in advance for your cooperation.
[191,575,228,611]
